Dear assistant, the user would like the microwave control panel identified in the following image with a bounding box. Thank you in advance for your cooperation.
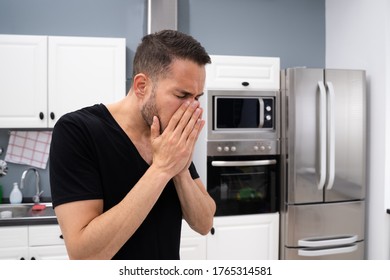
[262,98,274,128]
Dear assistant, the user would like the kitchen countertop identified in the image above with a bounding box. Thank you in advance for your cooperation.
[0,217,58,226]
[0,203,58,226]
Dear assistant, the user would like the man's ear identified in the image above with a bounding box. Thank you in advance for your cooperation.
[133,73,148,98]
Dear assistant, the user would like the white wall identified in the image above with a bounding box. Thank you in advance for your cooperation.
[326,0,390,259]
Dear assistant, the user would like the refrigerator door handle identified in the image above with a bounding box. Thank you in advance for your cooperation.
[211,160,277,167]
[298,244,358,257]
[298,235,358,247]
[325,81,336,190]
[317,81,327,190]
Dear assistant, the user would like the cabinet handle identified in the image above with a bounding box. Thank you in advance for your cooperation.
[241,81,249,87]
[39,112,44,120]
[50,112,55,120]
[210,227,215,235]
[31,257,36,260]
[20,257,25,260]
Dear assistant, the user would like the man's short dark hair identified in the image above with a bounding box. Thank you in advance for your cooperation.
[132,30,211,81]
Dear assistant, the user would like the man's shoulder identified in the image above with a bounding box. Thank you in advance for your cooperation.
[57,104,106,125]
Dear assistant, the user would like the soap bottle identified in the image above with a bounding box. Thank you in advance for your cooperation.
[9,182,22,204]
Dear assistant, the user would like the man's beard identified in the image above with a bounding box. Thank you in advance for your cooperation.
[141,90,160,128]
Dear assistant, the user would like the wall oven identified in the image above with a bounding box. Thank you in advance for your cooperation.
[206,89,280,216]
[207,154,279,216]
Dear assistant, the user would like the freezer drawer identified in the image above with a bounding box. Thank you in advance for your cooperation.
[284,201,365,247]
[284,240,364,260]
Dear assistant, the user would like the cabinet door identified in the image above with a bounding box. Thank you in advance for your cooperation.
[28,224,65,246]
[48,36,126,127]
[29,245,68,260]
[207,213,279,260]
[0,226,29,260]
[180,220,206,260]
[206,55,280,90]
[0,247,29,260]
[0,35,48,128]
[0,226,28,248]
[28,224,68,260]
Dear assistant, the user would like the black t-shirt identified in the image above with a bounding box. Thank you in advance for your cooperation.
[49,104,199,260]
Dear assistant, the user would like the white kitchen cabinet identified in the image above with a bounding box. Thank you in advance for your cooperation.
[47,36,125,127]
[28,224,68,260]
[180,220,206,260]
[206,55,280,91]
[206,213,279,260]
[0,226,29,260]
[0,34,126,128]
[0,35,47,128]
[28,245,68,260]
[0,224,68,260]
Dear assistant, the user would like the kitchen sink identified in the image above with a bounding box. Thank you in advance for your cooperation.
[0,203,55,220]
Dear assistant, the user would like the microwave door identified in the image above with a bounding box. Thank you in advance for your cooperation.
[286,68,324,204]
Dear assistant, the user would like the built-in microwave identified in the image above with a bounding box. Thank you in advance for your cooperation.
[207,90,279,142]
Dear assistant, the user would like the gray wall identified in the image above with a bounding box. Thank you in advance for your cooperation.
[179,0,325,68]
[0,0,325,201]
[0,130,51,202]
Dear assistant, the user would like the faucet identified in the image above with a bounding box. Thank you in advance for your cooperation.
[20,167,43,204]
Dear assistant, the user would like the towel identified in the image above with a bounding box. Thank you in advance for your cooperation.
[5,131,52,169]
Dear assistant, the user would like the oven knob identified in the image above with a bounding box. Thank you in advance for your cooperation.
[254,145,259,151]
[260,146,266,151]
[266,115,272,121]
[231,146,236,152]
[217,146,222,152]
[224,146,230,152]
[268,145,272,151]
[266,105,272,111]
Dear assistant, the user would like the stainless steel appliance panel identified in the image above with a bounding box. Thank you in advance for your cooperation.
[324,70,366,202]
[207,89,280,141]
[284,68,366,204]
[207,139,279,157]
[285,68,324,204]
[284,241,364,260]
[284,201,365,247]
[207,155,279,216]
[280,68,366,260]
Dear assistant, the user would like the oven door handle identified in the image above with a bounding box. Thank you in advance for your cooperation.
[211,159,277,167]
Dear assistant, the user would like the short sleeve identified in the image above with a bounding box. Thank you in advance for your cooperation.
[50,114,103,208]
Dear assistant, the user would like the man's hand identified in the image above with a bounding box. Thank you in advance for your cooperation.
[150,101,205,177]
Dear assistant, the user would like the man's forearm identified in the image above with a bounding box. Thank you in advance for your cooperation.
[173,171,216,235]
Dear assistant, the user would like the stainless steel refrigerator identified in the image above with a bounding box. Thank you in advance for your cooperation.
[279,68,366,259]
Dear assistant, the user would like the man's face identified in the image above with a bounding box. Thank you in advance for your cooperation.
[141,59,206,132]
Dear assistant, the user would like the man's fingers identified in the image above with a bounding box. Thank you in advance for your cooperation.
[165,101,191,132]
[180,107,202,141]
[150,116,160,140]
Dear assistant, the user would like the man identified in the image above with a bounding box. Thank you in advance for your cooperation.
[50,30,216,260]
